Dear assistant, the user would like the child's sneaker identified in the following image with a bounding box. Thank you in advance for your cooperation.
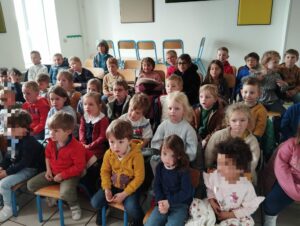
[70,205,82,221]
[0,206,13,222]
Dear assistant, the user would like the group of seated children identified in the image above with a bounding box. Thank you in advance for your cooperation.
[0,43,300,226]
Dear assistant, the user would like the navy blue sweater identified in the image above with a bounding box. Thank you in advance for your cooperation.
[280,103,300,142]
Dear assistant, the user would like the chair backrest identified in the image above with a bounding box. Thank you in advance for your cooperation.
[154,64,167,77]
[162,39,184,63]
[85,67,105,79]
[137,40,158,63]
[106,40,116,57]
[197,37,206,60]
[118,69,137,85]
[124,60,141,70]
[118,40,138,63]
[84,58,94,68]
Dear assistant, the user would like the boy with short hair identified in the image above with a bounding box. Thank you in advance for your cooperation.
[216,47,235,75]
[0,68,8,86]
[278,49,300,103]
[27,112,86,221]
[91,119,145,226]
[8,68,25,103]
[49,53,69,85]
[241,77,268,139]
[166,50,178,78]
[0,109,44,222]
[22,81,50,140]
[120,93,152,148]
[27,51,48,82]
[36,73,50,98]
[107,79,131,122]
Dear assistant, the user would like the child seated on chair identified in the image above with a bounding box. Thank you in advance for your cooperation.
[0,68,8,87]
[27,112,87,221]
[0,109,44,222]
[49,53,69,85]
[8,68,25,103]
[144,135,193,226]
[91,119,145,226]
[216,47,235,75]
[102,57,124,103]
[27,50,48,82]
[166,50,178,78]
[36,73,50,99]
[204,137,264,226]
[93,40,112,74]
[107,79,131,122]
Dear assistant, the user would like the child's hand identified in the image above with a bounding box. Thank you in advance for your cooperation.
[83,144,89,149]
[0,170,7,179]
[73,83,82,88]
[286,89,297,97]
[276,79,287,87]
[105,189,113,202]
[53,173,63,182]
[112,191,128,203]
[45,170,53,181]
[208,198,221,214]
[216,210,235,221]
[158,200,169,214]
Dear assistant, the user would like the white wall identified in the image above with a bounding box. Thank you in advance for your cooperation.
[83,0,291,68]
[0,0,24,70]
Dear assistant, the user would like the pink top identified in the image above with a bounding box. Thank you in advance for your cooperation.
[167,65,177,78]
[139,71,163,83]
[204,171,264,219]
[274,137,300,201]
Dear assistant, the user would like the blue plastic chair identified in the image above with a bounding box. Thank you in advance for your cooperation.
[162,39,184,64]
[118,40,138,68]
[102,202,128,226]
[137,40,158,63]
[107,40,116,58]
[194,37,206,75]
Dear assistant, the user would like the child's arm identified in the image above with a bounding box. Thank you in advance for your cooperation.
[79,116,86,144]
[252,106,268,138]
[185,125,198,161]
[150,123,164,150]
[102,76,110,96]
[100,151,113,191]
[141,119,153,148]
[32,99,50,134]
[45,158,53,181]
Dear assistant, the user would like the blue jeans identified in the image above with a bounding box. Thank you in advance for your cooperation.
[0,168,37,207]
[91,187,144,224]
[263,181,294,216]
[144,203,189,226]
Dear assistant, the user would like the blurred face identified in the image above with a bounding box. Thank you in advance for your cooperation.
[266,57,280,71]
[284,54,298,68]
[69,60,82,72]
[57,75,72,91]
[49,93,66,110]
[0,74,8,83]
[128,106,143,122]
[7,127,27,138]
[31,53,41,65]
[0,92,15,108]
[217,50,229,63]
[166,53,177,66]
[161,145,176,169]
[108,135,130,158]
[87,84,99,93]
[83,97,100,117]
[246,57,258,69]
[177,59,189,73]
[199,91,217,110]
[113,85,127,102]
[108,63,118,75]
[217,154,241,182]
[168,100,184,123]
[210,63,222,80]
[53,56,63,66]
[166,80,181,94]
[49,128,71,144]
[38,81,48,91]
[22,87,39,103]
[241,84,260,106]
[8,71,19,83]
[142,62,154,73]
[98,46,106,54]
[229,111,249,137]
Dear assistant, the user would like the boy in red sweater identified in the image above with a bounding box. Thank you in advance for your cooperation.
[27,112,86,221]
[22,81,50,140]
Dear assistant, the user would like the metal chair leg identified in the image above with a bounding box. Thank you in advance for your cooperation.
[58,199,65,226]
[11,190,18,217]
[36,195,43,222]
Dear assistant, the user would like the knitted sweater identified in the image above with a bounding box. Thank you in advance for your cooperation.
[248,103,268,138]
[278,63,300,92]
[102,72,125,96]
[280,103,300,142]
[27,64,48,81]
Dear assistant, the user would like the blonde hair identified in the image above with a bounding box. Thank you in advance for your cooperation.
[83,92,102,110]
[69,56,81,64]
[166,75,183,90]
[23,81,39,93]
[106,57,119,67]
[166,50,177,57]
[261,50,281,66]
[225,103,252,128]
[87,78,102,92]
[199,84,219,99]
[129,93,150,115]
[166,91,193,122]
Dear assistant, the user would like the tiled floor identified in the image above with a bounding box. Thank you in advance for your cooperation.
[0,188,299,226]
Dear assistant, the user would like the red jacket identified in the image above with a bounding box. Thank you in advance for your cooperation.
[79,113,109,159]
[22,97,50,135]
[45,136,86,179]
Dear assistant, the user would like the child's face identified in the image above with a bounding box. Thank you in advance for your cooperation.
[241,84,260,106]
[166,53,177,66]
[0,74,8,83]
[217,50,229,63]
[113,85,127,102]
[142,62,154,73]
[8,71,19,83]
[108,135,130,158]
[177,59,189,73]
[199,91,217,110]
[57,75,72,91]
[108,63,118,75]
[87,84,99,93]
[266,57,280,70]
[128,106,143,122]
[210,63,222,80]
[49,128,72,144]
[49,93,66,110]
[83,97,100,117]
[38,81,49,91]
[161,145,176,169]
[22,87,39,103]
[69,60,82,72]
[166,80,181,94]
[168,100,184,123]
[217,154,241,181]
[53,56,63,66]
[246,57,258,69]
[229,110,248,136]
[284,54,298,68]
[0,92,15,108]
[31,53,41,65]
[8,127,27,138]
[97,46,106,54]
